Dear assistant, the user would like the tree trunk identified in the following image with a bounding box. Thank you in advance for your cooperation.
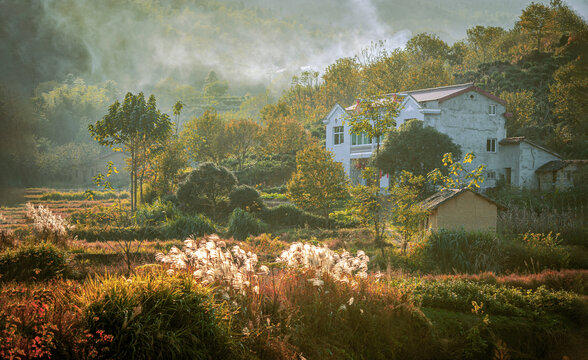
[131,147,135,211]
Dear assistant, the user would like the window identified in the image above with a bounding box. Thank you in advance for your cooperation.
[486,138,496,153]
[486,171,496,180]
[333,126,344,145]
[488,104,496,115]
[352,132,371,145]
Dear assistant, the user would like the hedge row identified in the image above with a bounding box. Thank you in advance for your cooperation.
[71,214,215,241]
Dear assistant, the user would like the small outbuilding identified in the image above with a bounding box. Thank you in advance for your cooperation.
[536,160,588,192]
[421,188,503,232]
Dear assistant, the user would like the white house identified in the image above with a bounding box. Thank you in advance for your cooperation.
[324,83,561,189]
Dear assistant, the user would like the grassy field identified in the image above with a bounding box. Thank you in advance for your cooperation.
[1,188,587,359]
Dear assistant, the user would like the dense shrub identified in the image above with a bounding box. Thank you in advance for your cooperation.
[164,214,216,239]
[0,282,111,359]
[499,232,571,272]
[70,225,163,242]
[329,209,360,228]
[0,229,15,250]
[409,278,586,322]
[68,202,133,227]
[229,185,263,211]
[420,270,588,295]
[0,243,68,281]
[260,203,325,228]
[227,208,268,240]
[176,162,237,218]
[134,200,177,226]
[260,185,286,194]
[412,230,501,273]
[39,190,129,201]
[70,213,216,241]
[234,154,296,187]
[81,273,239,359]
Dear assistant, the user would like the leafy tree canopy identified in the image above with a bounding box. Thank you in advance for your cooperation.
[287,143,348,222]
[377,119,461,178]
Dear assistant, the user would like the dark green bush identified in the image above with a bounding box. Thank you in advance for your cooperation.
[410,278,586,322]
[259,204,324,228]
[71,225,163,242]
[229,185,263,211]
[40,190,129,201]
[234,154,296,187]
[227,208,268,240]
[176,163,237,218]
[70,213,216,241]
[164,214,216,239]
[499,233,571,273]
[260,185,286,194]
[413,230,501,273]
[0,242,68,281]
[135,200,177,226]
[82,274,239,359]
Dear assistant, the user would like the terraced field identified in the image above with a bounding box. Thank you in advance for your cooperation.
[0,188,117,231]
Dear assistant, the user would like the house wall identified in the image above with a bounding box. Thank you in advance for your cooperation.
[518,142,560,189]
[423,92,506,189]
[538,164,578,191]
[498,144,520,187]
[430,191,497,232]
[324,89,560,191]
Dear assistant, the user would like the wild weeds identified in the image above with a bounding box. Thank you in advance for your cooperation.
[155,234,263,292]
[276,242,369,285]
[499,204,581,235]
[25,203,70,247]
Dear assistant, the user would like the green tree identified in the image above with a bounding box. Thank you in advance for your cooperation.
[500,90,537,136]
[377,119,461,178]
[427,152,486,190]
[226,118,261,170]
[173,100,184,135]
[388,171,428,254]
[149,136,188,198]
[321,57,362,108]
[259,116,309,156]
[182,108,228,164]
[466,26,507,63]
[203,70,228,100]
[176,162,237,220]
[405,32,450,62]
[287,143,348,225]
[518,2,554,51]
[549,53,588,157]
[89,92,172,211]
[346,94,401,249]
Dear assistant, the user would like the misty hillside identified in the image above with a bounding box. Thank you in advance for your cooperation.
[1,0,541,94]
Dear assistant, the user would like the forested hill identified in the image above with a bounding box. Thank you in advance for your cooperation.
[1,0,537,95]
[0,0,587,189]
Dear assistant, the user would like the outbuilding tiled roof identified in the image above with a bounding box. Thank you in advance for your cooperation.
[536,160,588,173]
[499,136,561,158]
[420,188,505,211]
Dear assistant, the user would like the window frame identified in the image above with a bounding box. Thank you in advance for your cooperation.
[351,132,372,146]
[486,138,497,153]
[488,104,496,116]
[333,126,344,145]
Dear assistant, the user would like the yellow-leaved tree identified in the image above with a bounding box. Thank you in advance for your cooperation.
[287,143,348,226]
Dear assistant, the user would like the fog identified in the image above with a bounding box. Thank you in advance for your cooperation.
[0,0,549,95]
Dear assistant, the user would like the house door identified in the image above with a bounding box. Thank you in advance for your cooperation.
[505,168,511,186]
